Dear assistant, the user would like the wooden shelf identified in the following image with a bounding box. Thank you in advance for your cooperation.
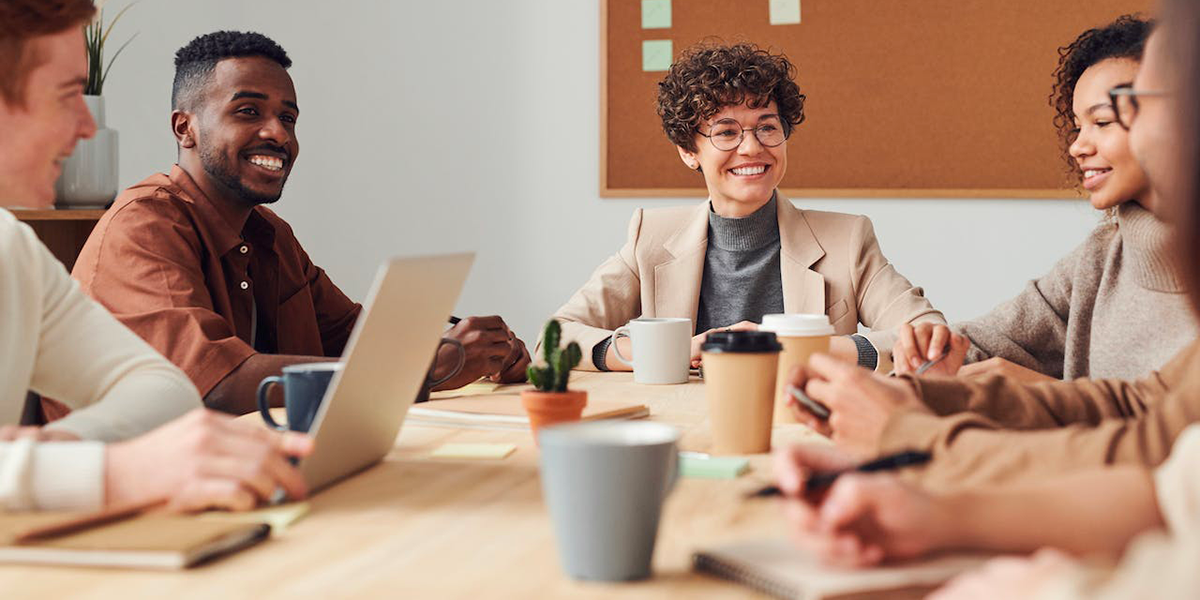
[11,208,107,222]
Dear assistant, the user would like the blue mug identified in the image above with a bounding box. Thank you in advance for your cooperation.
[257,362,342,433]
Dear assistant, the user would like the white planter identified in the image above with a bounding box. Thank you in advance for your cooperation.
[55,95,119,208]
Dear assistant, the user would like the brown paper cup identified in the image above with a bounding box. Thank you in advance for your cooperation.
[702,351,778,454]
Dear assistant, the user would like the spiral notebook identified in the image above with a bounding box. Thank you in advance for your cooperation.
[693,539,989,600]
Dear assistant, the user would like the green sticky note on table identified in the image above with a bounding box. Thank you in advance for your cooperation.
[431,443,516,460]
[769,0,801,25]
[641,0,671,29]
[680,454,749,479]
[642,39,673,72]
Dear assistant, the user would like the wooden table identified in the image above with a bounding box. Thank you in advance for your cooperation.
[0,372,830,598]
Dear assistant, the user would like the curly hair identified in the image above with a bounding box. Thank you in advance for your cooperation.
[656,43,805,152]
[0,0,95,107]
[1051,14,1153,185]
[172,31,292,110]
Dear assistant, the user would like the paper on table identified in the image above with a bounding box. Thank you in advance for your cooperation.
[769,0,801,25]
[642,39,673,72]
[680,454,749,479]
[200,502,310,534]
[431,443,517,460]
[641,0,671,29]
[429,379,502,400]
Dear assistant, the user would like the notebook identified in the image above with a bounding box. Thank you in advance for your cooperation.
[408,395,650,430]
[0,512,269,570]
[693,539,990,600]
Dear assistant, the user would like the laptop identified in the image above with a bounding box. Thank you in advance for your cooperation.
[298,253,474,492]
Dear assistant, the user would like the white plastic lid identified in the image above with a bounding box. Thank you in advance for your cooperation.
[760,313,835,336]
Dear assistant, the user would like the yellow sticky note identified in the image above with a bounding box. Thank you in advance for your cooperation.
[201,501,310,534]
[431,443,517,460]
[641,0,671,29]
[642,39,673,72]
[769,0,801,25]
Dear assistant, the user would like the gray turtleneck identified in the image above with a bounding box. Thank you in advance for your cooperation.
[956,202,1197,380]
[694,195,785,334]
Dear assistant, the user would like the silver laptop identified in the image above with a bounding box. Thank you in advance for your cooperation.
[299,253,474,492]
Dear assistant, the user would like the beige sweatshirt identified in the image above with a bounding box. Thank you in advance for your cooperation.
[0,209,200,510]
[955,203,1195,380]
[1028,424,1200,600]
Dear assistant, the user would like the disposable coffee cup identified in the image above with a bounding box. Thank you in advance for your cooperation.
[700,330,782,455]
[760,314,835,424]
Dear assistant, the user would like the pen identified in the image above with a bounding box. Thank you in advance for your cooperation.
[745,450,932,499]
[787,385,830,420]
[448,316,461,325]
[915,343,952,375]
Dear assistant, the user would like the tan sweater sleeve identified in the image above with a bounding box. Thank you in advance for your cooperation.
[545,210,645,370]
[848,216,946,367]
[878,341,1199,489]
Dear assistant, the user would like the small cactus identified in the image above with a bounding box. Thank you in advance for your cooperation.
[527,319,581,392]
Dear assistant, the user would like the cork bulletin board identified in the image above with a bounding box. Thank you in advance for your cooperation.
[601,0,1153,197]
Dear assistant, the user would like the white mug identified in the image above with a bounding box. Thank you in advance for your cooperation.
[609,318,692,384]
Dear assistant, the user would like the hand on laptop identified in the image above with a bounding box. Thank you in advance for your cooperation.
[104,409,314,512]
[433,316,529,390]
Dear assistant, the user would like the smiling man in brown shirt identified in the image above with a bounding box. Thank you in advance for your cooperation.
[69,31,530,414]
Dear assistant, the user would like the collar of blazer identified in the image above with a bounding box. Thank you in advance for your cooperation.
[654,191,828,323]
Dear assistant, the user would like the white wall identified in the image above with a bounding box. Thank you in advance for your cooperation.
[104,0,1100,342]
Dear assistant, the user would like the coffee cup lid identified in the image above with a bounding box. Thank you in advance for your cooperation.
[760,313,835,337]
[701,330,782,354]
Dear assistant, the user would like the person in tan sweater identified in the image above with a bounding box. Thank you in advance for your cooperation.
[892,15,1196,385]
[550,43,944,374]
[776,10,1200,597]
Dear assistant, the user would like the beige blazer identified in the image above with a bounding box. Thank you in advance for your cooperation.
[551,193,945,371]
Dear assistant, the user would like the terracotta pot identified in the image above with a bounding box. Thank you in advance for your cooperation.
[521,390,588,443]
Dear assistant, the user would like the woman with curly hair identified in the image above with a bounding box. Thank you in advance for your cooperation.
[550,43,945,373]
[893,14,1196,383]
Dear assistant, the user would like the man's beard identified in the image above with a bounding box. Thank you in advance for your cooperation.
[199,145,286,206]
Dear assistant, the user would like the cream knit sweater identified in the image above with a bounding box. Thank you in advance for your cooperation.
[0,209,199,510]
[955,202,1196,380]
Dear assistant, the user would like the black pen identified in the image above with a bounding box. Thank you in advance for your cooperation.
[746,450,932,498]
[448,316,461,325]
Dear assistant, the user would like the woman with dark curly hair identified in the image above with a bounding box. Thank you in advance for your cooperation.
[893,14,1196,384]
[550,43,945,373]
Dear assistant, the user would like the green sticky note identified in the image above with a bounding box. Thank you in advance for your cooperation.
[769,0,801,25]
[680,454,749,479]
[431,443,517,460]
[641,0,671,29]
[642,39,673,72]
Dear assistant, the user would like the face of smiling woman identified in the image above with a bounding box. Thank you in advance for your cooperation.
[677,100,788,218]
[1068,58,1152,212]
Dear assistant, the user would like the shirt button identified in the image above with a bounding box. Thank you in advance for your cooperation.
[239,245,249,254]
[240,281,249,290]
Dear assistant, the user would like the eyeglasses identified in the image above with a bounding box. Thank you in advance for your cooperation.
[697,116,789,151]
[1108,84,1172,130]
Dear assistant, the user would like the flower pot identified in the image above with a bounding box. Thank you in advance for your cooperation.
[521,390,588,443]
[55,95,119,208]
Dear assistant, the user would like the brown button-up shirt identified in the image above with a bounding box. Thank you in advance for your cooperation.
[72,165,361,397]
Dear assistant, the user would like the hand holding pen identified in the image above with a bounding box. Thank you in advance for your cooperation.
[892,323,970,377]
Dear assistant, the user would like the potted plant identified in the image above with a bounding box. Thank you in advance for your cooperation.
[522,319,586,441]
[56,0,136,208]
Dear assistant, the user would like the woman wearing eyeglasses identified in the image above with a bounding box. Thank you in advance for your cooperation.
[892,14,1196,384]
[550,43,945,373]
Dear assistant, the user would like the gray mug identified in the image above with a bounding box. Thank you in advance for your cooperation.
[257,362,343,433]
[537,421,680,581]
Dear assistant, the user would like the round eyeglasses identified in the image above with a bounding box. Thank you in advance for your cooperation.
[697,116,789,151]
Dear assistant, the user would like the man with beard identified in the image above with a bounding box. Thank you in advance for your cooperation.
[70,31,530,415]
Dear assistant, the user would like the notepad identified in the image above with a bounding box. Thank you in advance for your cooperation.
[680,454,749,479]
[431,443,517,460]
[201,502,310,534]
[0,512,269,570]
[408,396,650,430]
[694,539,989,600]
